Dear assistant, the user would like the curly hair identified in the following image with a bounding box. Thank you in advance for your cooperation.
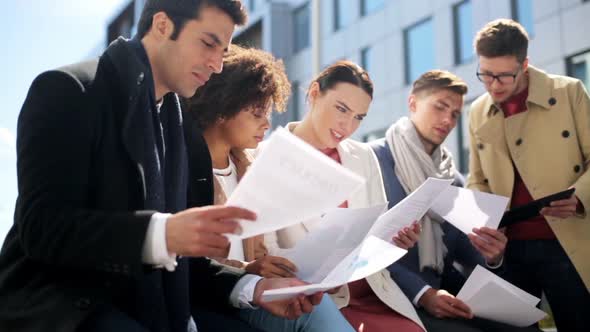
[185,45,291,130]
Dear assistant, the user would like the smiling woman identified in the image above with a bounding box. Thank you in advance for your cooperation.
[262,61,426,332]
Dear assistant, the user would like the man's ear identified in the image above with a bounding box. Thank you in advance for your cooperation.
[151,12,174,41]
[522,57,529,72]
[408,94,417,113]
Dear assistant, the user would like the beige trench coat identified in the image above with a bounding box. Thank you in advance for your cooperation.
[466,65,590,291]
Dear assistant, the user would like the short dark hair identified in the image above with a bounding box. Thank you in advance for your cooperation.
[137,0,247,40]
[411,70,468,96]
[185,45,291,129]
[474,19,529,63]
[307,61,373,99]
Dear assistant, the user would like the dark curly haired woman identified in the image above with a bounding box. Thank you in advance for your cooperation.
[183,45,355,332]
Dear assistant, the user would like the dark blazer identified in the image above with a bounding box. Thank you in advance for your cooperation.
[370,138,486,302]
[0,37,245,332]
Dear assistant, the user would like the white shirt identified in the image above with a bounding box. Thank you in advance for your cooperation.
[139,155,261,308]
[213,158,245,261]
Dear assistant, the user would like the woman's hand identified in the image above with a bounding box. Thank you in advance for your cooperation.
[245,256,298,278]
[392,221,421,249]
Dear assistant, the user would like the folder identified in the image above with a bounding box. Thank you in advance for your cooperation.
[498,188,575,228]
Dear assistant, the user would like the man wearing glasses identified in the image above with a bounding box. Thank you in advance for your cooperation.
[467,19,590,331]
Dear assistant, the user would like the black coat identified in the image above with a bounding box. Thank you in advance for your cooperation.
[0,37,245,332]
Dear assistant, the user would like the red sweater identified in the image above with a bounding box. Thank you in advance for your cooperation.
[501,88,556,240]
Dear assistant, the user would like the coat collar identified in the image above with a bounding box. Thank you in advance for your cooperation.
[483,65,555,117]
[102,37,150,103]
[101,37,181,201]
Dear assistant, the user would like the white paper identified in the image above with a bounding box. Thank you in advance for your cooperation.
[258,283,342,302]
[458,265,540,307]
[322,235,407,285]
[261,236,407,302]
[225,127,365,239]
[430,186,509,235]
[462,281,547,327]
[457,265,546,327]
[278,204,388,283]
[367,178,453,241]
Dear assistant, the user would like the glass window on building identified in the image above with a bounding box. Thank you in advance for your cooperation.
[290,81,301,122]
[334,0,355,31]
[567,49,590,91]
[361,46,373,73]
[248,0,255,12]
[456,101,473,174]
[404,18,435,84]
[293,2,310,53]
[453,0,474,65]
[361,0,386,17]
[272,81,301,130]
[511,0,534,36]
[362,128,387,142]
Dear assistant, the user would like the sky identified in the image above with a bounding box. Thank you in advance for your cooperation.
[0,0,130,242]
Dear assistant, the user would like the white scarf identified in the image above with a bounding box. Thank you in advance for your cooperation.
[386,116,456,273]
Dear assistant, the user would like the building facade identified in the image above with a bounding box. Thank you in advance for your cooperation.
[113,0,590,173]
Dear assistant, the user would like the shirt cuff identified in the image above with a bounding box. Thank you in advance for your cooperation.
[485,255,504,269]
[413,285,431,307]
[141,212,177,272]
[229,274,263,309]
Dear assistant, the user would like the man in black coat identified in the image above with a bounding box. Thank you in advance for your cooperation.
[0,1,321,331]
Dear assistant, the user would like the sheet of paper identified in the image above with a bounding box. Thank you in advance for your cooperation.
[225,127,365,239]
[462,281,547,327]
[278,204,388,283]
[367,178,453,241]
[259,283,342,302]
[458,265,540,307]
[261,235,407,302]
[321,235,407,285]
[430,186,510,235]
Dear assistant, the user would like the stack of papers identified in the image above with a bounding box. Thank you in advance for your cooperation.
[457,265,547,327]
[225,127,365,239]
[260,177,512,302]
[277,203,388,283]
[261,235,407,302]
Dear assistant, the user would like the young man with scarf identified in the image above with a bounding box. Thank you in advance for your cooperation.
[468,19,590,331]
[370,70,538,332]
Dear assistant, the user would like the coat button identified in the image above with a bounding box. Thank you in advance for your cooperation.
[562,130,570,138]
[548,97,556,106]
[477,143,484,150]
[137,72,145,85]
[516,138,523,146]
[574,165,581,173]
[484,178,489,184]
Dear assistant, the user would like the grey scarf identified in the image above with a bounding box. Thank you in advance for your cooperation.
[386,116,456,273]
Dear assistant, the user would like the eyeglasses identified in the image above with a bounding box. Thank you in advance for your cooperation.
[476,67,521,85]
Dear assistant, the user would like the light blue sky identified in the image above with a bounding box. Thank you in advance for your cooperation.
[0,0,129,242]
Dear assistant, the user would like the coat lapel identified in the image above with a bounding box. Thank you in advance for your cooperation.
[104,37,152,203]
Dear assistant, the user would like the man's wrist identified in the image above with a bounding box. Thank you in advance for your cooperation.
[417,287,436,307]
[485,255,504,269]
[229,274,263,309]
